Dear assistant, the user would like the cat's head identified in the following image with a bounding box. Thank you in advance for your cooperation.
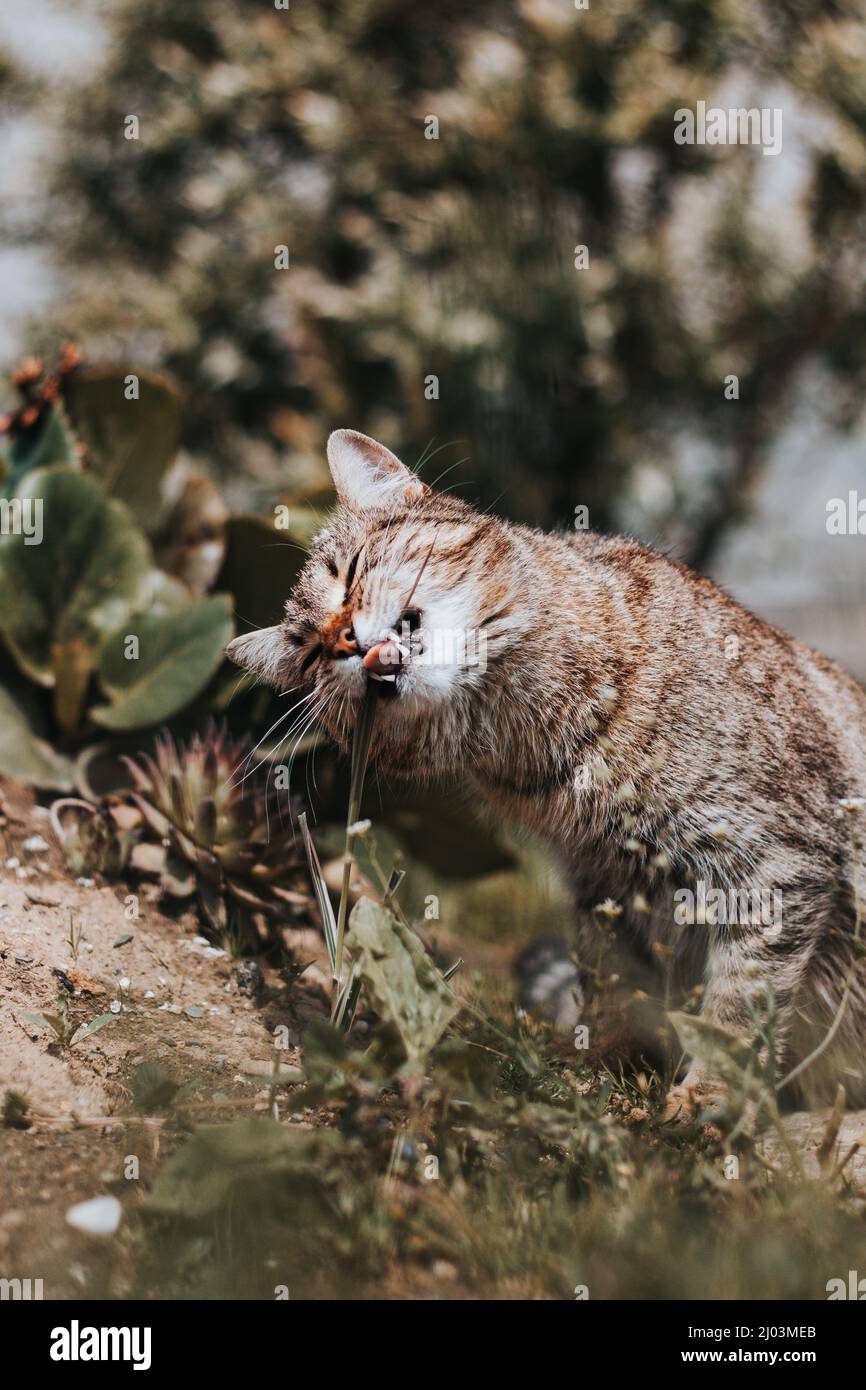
[226,430,512,769]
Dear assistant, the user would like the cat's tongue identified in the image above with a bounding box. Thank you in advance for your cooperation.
[363,641,401,678]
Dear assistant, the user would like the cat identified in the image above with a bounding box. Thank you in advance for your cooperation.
[227,429,866,1120]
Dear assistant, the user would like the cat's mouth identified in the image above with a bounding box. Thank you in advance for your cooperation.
[328,623,428,704]
[362,637,404,699]
[362,638,403,678]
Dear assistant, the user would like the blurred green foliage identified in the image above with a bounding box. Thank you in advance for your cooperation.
[0,355,235,785]
[19,0,866,558]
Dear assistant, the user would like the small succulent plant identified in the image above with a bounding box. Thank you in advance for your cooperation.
[122,724,306,940]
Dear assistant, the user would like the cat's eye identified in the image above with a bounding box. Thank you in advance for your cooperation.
[399,607,422,632]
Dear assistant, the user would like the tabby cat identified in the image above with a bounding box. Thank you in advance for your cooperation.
[227,430,866,1119]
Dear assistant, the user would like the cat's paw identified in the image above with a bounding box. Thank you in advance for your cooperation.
[662,1076,727,1125]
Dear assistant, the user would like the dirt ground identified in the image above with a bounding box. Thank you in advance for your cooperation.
[0,774,334,1299]
[4,771,866,1302]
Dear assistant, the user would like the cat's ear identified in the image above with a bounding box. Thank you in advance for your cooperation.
[327,429,428,511]
[225,626,288,688]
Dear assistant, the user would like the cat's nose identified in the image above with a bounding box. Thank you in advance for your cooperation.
[332,624,359,657]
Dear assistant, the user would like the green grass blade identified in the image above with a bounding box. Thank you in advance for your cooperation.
[299,810,338,973]
[334,681,378,978]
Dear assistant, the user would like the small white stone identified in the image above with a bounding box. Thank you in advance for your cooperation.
[119,977,130,990]
[65,1195,122,1237]
[22,835,50,853]
[5,857,20,869]
[109,1000,122,1014]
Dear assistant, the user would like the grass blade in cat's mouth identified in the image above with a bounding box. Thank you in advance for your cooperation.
[334,676,379,975]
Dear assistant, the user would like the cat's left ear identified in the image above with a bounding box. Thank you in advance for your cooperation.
[225,626,288,688]
[327,430,429,511]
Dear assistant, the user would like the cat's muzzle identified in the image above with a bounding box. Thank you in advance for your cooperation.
[363,635,407,683]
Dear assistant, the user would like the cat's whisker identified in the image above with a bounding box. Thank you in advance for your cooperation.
[257,686,344,840]
[225,685,320,792]
[414,436,466,477]
[425,454,470,492]
[225,707,297,793]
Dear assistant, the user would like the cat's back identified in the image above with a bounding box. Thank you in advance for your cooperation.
[549,525,866,798]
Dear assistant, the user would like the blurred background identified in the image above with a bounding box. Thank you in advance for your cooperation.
[4,2,866,1302]
[2,0,866,669]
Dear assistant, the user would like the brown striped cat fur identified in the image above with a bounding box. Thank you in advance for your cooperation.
[227,430,866,1120]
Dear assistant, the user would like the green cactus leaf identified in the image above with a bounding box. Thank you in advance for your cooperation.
[0,684,74,789]
[197,870,227,931]
[63,368,183,529]
[130,841,168,876]
[129,794,170,839]
[161,850,196,898]
[0,467,152,687]
[119,725,305,939]
[92,594,233,731]
[194,796,217,846]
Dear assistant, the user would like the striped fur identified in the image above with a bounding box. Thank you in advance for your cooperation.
[227,431,866,1117]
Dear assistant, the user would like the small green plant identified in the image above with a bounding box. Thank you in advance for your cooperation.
[0,348,236,787]
[299,682,379,1029]
[121,724,307,939]
[2,1089,30,1129]
[50,799,138,878]
[131,1061,182,1113]
[66,912,83,962]
[23,989,115,1050]
[300,680,460,1048]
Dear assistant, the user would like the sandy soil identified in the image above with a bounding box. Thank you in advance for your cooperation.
[0,774,330,1299]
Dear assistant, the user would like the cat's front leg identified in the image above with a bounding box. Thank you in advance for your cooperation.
[663,1069,729,1123]
[662,918,808,1125]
